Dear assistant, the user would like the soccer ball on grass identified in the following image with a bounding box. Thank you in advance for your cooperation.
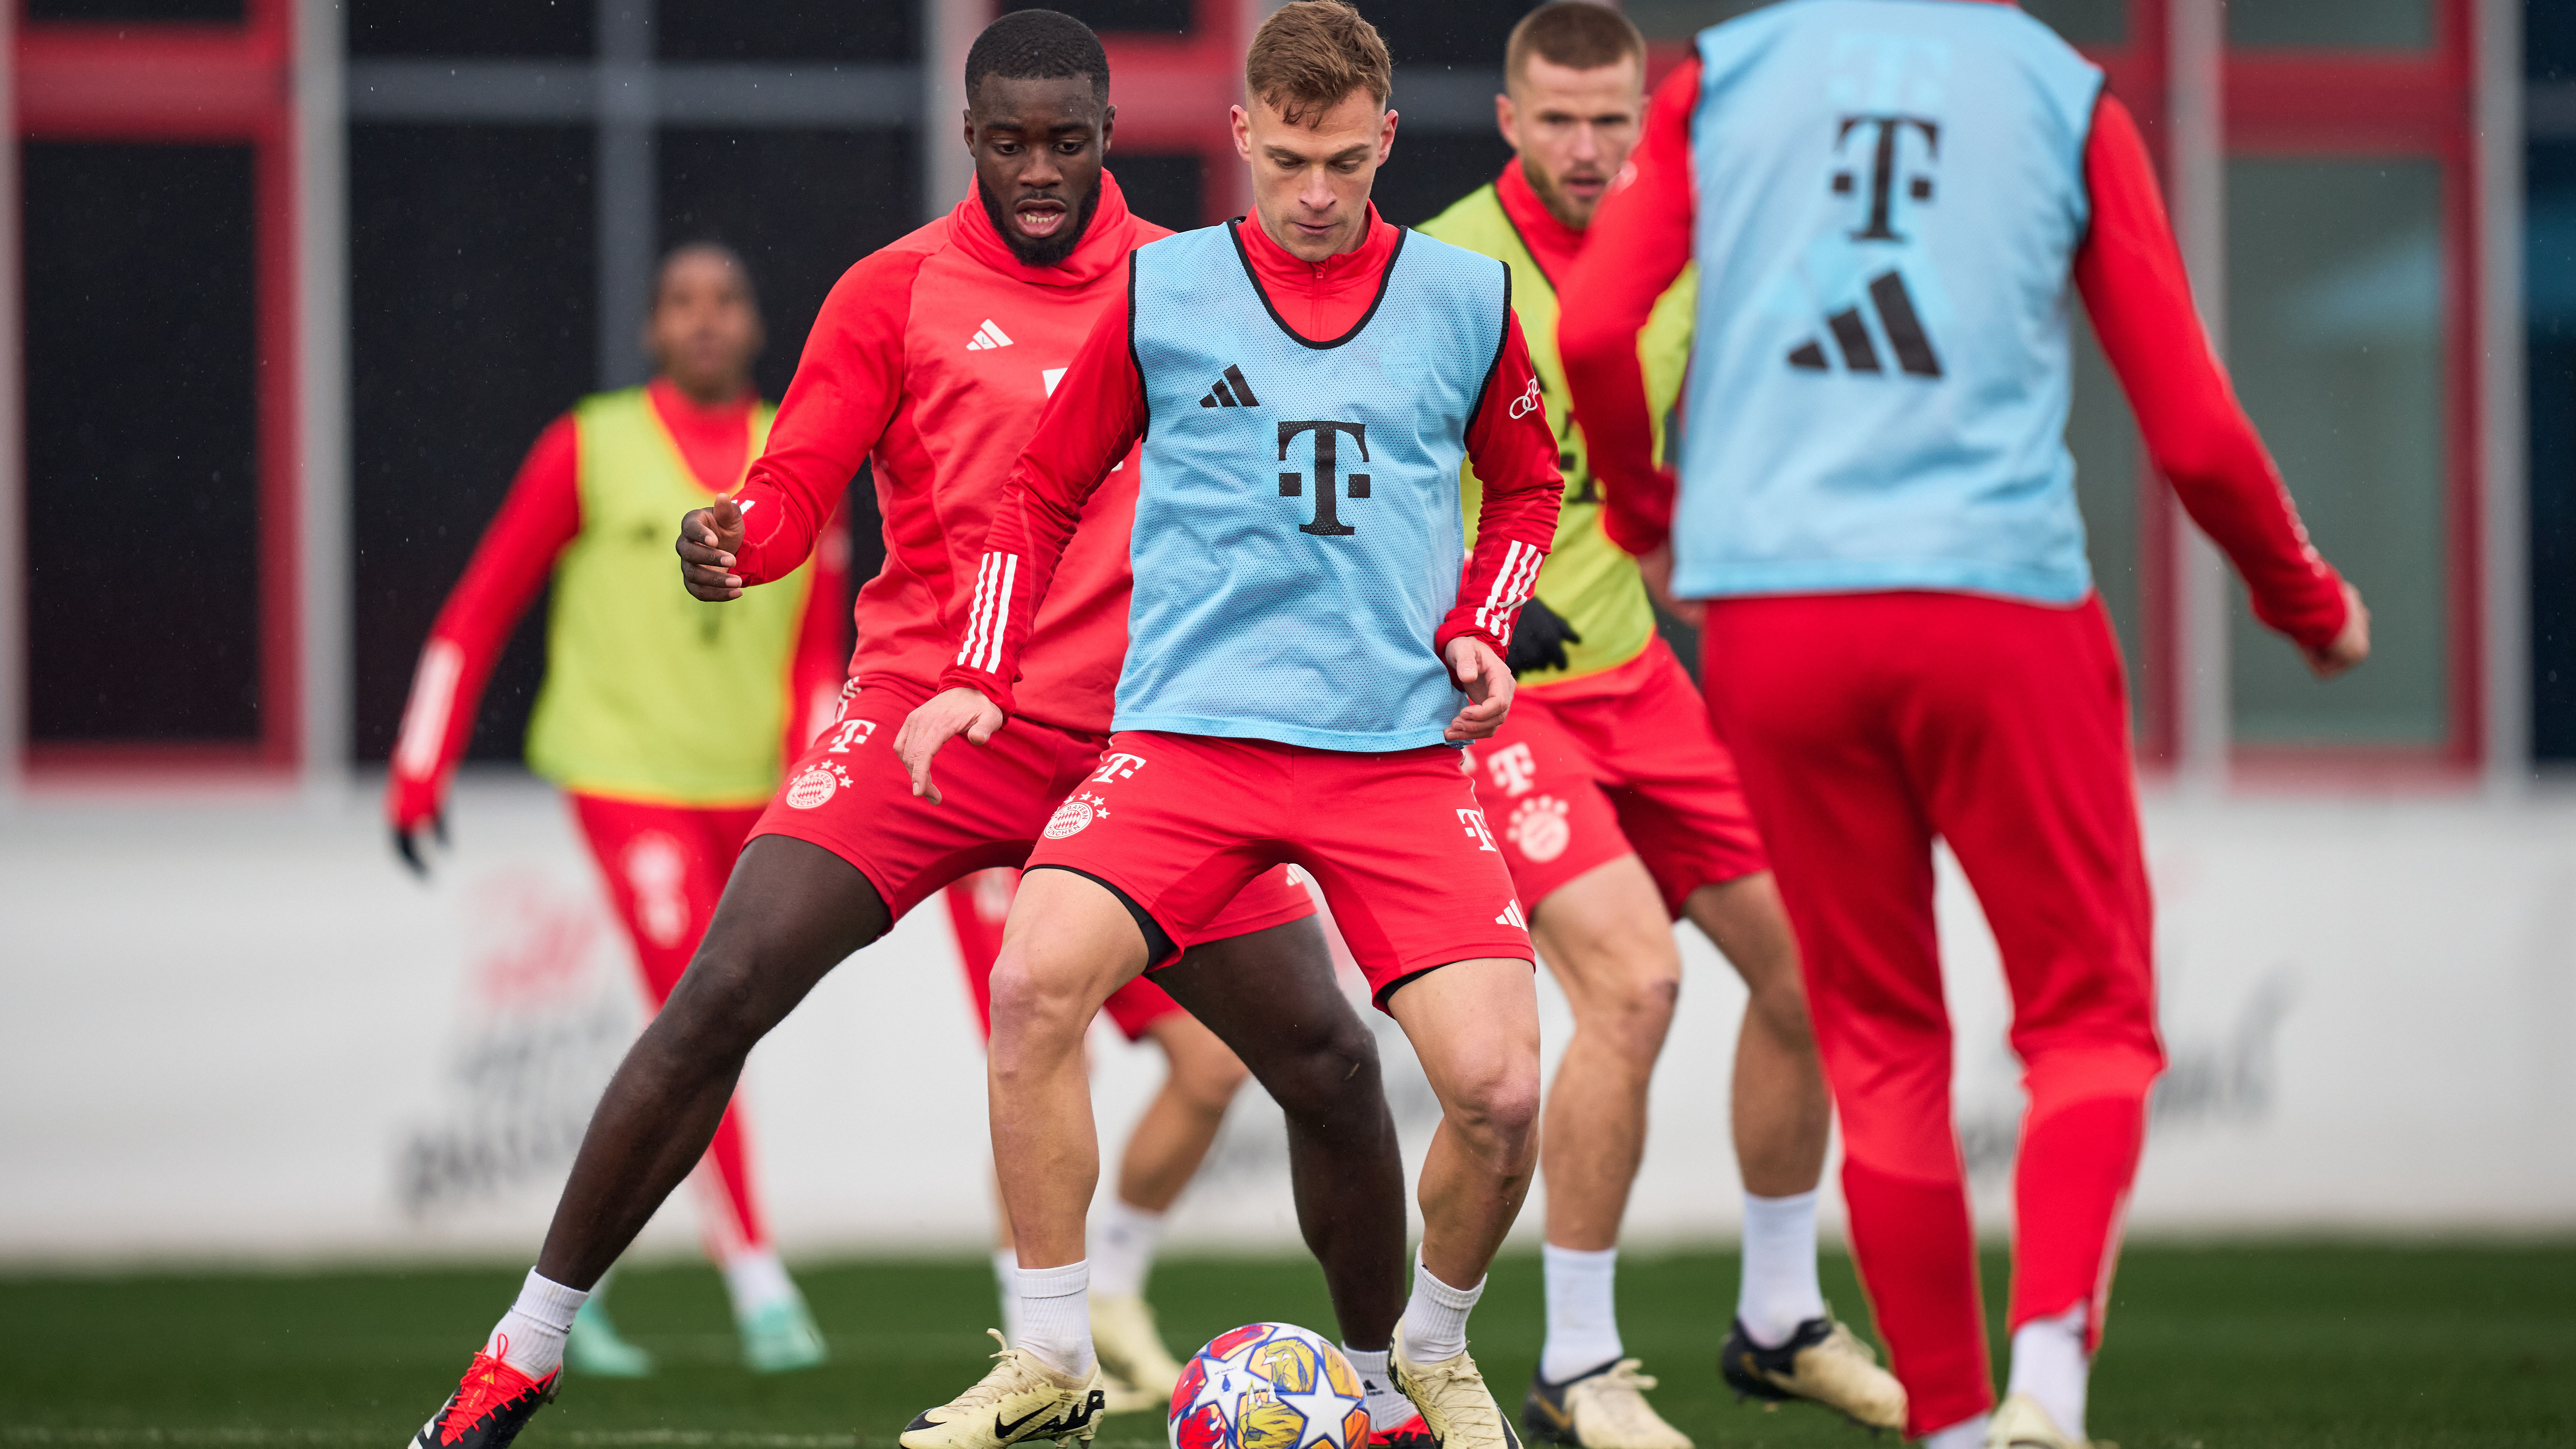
[1169,1323,1371,1449]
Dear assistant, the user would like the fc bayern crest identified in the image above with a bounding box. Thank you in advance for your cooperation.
[1044,791,1109,840]
[1170,1323,1370,1449]
[785,762,849,810]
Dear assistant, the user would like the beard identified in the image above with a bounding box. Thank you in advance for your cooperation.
[978,174,1103,267]
[1520,155,1602,231]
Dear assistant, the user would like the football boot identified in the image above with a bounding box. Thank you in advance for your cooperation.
[1985,1393,2108,1449]
[564,1294,654,1379]
[1521,1358,1691,1449]
[1718,1313,1906,1431]
[409,1346,556,1449]
[900,1329,1107,1449]
[1090,1292,1188,1406]
[739,1293,829,1374]
[1365,1413,1438,1449]
[1392,1330,1523,1449]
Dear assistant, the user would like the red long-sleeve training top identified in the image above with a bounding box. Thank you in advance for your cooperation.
[937,205,1565,717]
[1559,53,2350,652]
[386,378,850,829]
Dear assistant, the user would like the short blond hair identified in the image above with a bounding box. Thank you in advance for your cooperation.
[1245,1,1392,126]
[1505,1,1645,86]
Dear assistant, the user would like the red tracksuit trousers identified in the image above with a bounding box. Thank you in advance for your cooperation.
[1699,592,2165,1436]
[569,793,773,1262]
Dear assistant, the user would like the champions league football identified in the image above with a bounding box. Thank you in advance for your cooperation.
[1170,1324,1373,1449]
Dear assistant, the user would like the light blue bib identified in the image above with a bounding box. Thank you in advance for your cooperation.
[1120,222,1510,750]
[1677,0,2104,603]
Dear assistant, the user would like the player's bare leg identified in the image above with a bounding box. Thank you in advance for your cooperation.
[408,837,889,1449]
[1156,920,1410,1375]
[1090,1009,1248,1407]
[1519,855,1690,1449]
[1384,958,1543,1449]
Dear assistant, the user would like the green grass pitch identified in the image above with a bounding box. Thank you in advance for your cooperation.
[1,1244,2567,1448]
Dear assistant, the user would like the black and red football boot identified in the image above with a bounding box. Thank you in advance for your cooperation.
[409,1346,558,1449]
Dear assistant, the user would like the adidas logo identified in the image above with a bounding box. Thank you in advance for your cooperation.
[1496,900,1528,929]
[965,318,1015,351]
[1198,364,1263,408]
[1786,270,1942,378]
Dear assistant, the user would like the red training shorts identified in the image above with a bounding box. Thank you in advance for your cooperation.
[1461,641,1769,918]
[1022,732,1534,1010]
[752,678,1317,945]
[945,866,1311,1041]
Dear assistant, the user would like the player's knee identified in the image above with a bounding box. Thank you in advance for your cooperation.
[1590,965,1682,1046]
[1262,1019,1382,1126]
[986,947,1098,1046]
[1744,969,1818,1053]
[1446,1052,1542,1158]
[656,944,776,1062]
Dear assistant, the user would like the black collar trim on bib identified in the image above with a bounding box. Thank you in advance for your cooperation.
[1225,217,1409,351]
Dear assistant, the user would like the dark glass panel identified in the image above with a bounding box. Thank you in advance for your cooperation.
[1109,152,1206,231]
[25,142,260,743]
[28,0,241,20]
[349,0,591,57]
[1373,130,1512,228]
[2528,142,2576,759]
[1004,0,1192,36]
[657,0,918,62]
[350,125,595,763]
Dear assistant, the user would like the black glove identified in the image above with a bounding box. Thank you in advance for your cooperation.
[1505,596,1582,677]
[392,811,448,880]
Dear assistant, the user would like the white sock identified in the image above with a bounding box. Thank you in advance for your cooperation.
[485,1268,587,1380]
[2007,1304,2090,1442]
[1737,1189,1827,1348]
[1341,1344,1414,1431]
[1539,1243,1622,1383]
[1920,1415,1990,1449]
[993,1247,1024,1343]
[721,1246,798,1320]
[1396,1252,1484,1364]
[1089,1197,1167,1299]
[1016,1259,1096,1377]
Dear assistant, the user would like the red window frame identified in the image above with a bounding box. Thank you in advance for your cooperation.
[2224,0,2483,777]
[15,0,302,777]
[1097,0,1249,224]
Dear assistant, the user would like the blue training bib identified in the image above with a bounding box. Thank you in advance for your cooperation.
[1677,0,2105,604]
[1119,222,1510,751]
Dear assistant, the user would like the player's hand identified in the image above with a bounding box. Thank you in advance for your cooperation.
[1504,596,1582,677]
[1444,636,1515,742]
[2305,580,2371,679]
[1637,542,1702,626]
[676,496,746,601]
[895,686,1008,804]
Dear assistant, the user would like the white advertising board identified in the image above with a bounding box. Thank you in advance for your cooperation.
[1,776,2570,1265]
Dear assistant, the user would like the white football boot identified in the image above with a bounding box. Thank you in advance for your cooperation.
[900,1330,1107,1449]
[1393,1329,1522,1449]
[1986,1393,2109,1449]
[1090,1292,1188,1413]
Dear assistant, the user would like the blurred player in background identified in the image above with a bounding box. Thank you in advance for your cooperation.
[411,14,1413,1449]
[1418,6,1901,1442]
[945,867,1254,1412]
[386,241,843,1378]
[897,6,1562,1449]
[1561,4,2372,1447]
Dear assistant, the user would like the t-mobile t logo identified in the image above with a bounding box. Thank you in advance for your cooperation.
[1456,807,1499,853]
[1832,114,1940,242]
[1484,742,1538,797]
[1277,420,1371,537]
[826,718,878,753]
[1091,752,1148,784]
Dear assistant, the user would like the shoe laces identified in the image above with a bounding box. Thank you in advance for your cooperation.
[1570,1361,1674,1440]
[436,1344,543,1445]
[940,1330,1055,1416]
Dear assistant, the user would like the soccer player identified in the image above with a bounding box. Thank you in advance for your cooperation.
[1417,6,1901,1442]
[408,14,1412,1449]
[896,7,1563,1449]
[1559,5,2373,1448]
[946,868,1255,1410]
[386,241,843,1377]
